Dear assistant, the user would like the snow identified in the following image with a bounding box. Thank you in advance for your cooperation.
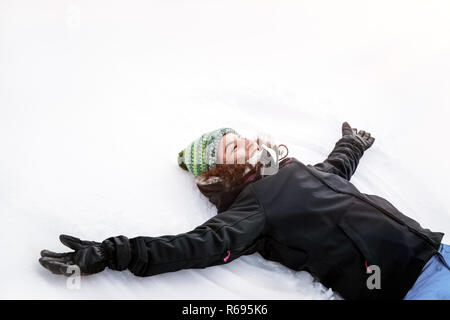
[1,0,450,299]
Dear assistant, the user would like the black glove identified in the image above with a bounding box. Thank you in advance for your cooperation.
[341,121,375,151]
[39,234,131,276]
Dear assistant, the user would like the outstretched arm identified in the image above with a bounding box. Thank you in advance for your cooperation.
[313,122,375,181]
[39,186,265,277]
[128,187,264,277]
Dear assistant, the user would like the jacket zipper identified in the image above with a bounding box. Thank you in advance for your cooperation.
[351,192,437,248]
[306,164,438,249]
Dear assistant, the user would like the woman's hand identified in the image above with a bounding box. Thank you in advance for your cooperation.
[39,234,114,276]
[342,121,375,151]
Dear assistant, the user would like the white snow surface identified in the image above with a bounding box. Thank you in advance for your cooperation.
[1,0,450,299]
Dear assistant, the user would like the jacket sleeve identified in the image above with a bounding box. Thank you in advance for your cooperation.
[313,135,366,181]
[126,186,265,277]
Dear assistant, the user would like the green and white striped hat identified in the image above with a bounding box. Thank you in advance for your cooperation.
[177,127,237,176]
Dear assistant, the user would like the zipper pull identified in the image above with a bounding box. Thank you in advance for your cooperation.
[224,250,231,262]
[365,260,371,272]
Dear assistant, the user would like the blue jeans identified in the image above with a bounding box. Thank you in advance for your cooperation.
[404,243,450,300]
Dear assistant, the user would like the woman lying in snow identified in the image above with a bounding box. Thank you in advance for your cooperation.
[39,122,450,300]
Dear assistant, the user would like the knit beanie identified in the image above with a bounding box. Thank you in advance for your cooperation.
[178,127,237,176]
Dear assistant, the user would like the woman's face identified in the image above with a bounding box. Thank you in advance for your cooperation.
[217,133,260,165]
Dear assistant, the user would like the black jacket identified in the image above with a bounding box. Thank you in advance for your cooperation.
[117,135,444,300]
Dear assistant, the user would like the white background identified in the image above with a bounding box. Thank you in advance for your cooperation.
[1,0,449,299]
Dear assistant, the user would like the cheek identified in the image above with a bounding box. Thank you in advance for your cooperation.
[236,149,249,163]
